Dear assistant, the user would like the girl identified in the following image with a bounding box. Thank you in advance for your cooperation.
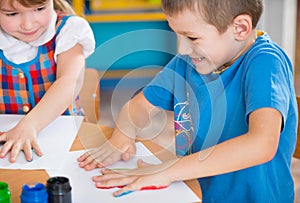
[0,0,95,162]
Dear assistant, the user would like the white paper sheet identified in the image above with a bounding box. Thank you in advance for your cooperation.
[0,115,83,169]
[46,142,201,203]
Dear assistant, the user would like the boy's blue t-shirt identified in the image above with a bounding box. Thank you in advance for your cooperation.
[143,33,297,202]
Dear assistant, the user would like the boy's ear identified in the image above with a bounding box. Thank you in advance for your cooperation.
[232,14,252,41]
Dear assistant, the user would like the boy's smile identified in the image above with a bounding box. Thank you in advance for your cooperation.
[191,56,205,67]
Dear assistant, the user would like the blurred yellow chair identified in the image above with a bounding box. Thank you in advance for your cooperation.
[79,68,100,124]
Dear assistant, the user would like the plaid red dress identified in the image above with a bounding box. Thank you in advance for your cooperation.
[0,13,81,115]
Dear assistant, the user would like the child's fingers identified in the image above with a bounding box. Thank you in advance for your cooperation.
[91,148,115,166]
[121,153,131,162]
[93,172,127,183]
[78,155,98,169]
[94,168,135,184]
[99,151,128,167]
[31,141,43,157]
[78,150,98,165]
[102,168,135,177]
[83,160,102,171]
[77,148,101,162]
[121,144,136,162]
[137,159,154,168]
[78,151,109,170]
[84,148,125,168]
[0,141,12,158]
[95,175,137,190]
[77,151,90,162]
[23,142,33,162]
[78,147,111,168]
[112,182,142,198]
[0,132,7,142]
[113,182,169,197]
[9,143,22,163]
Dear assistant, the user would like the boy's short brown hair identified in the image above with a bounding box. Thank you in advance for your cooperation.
[161,0,263,33]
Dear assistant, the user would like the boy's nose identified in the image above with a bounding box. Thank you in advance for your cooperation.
[177,35,192,55]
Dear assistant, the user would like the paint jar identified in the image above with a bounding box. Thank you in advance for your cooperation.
[20,183,48,203]
[0,182,11,203]
[46,176,72,203]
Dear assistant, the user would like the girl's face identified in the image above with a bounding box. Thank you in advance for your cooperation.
[166,9,243,75]
[0,0,53,42]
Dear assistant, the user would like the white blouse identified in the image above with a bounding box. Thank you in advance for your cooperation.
[0,10,95,64]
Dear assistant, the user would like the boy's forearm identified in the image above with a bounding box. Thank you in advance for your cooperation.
[113,102,138,139]
[161,108,281,183]
[114,92,162,140]
[164,131,278,183]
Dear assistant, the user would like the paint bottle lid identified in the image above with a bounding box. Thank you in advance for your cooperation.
[46,176,72,203]
[0,182,11,203]
[20,183,48,203]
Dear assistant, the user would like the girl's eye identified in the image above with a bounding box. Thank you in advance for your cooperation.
[5,12,18,16]
[35,6,46,11]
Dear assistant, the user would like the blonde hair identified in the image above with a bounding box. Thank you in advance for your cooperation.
[53,0,75,14]
[3,0,76,14]
[161,0,263,33]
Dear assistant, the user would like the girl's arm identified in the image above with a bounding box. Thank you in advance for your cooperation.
[25,43,85,130]
[0,44,85,162]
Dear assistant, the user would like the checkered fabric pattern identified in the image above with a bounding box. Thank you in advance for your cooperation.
[0,13,81,115]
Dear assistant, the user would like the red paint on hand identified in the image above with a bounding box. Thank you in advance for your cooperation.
[140,185,168,190]
[97,185,125,189]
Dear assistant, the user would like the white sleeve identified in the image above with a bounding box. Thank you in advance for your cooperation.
[54,16,95,60]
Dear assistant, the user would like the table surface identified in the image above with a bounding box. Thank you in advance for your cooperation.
[0,122,202,203]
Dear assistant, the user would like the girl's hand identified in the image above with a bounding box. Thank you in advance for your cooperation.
[93,159,174,197]
[0,125,42,163]
[77,133,136,170]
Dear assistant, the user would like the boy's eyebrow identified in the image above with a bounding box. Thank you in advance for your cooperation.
[178,31,199,36]
[182,31,196,35]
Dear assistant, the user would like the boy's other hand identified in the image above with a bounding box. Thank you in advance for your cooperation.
[77,134,136,170]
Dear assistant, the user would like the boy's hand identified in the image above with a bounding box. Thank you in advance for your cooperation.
[92,159,173,197]
[77,132,136,170]
[0,126,43,163]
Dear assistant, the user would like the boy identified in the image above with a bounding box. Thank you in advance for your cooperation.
[78,0,297,202]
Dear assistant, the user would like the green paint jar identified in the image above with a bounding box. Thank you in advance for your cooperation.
[0,182,11,203]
